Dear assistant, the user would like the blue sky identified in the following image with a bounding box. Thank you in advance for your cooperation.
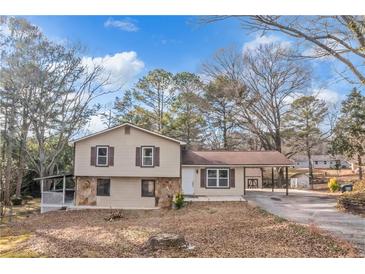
[25,16,354,132]
[27,16,249,73]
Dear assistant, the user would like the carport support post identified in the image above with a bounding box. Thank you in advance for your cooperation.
[271,167,274,192]
[285,167,289,196]
[243,167,246,195]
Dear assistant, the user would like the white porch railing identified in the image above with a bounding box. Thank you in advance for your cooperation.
[36,174,75,213]
[41,191,63,205]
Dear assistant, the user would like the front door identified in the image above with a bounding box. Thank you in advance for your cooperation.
[182,168,194,195]
[247,179,259,189]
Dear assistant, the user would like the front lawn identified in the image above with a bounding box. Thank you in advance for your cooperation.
[0,202,359,257]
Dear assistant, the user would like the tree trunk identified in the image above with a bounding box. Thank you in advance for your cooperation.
[307,149,314,189]
[4,102,16,205]
[358,154,363,180]
[15,118,28,198]
[222,107,228,150]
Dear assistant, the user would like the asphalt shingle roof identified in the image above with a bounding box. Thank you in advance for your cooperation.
[182,150,293,166]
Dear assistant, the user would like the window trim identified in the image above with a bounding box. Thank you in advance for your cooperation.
[141,146,154,167]
[96,145,109,167]
[96,178,111,196]
[141,179,155,197]
[206,168,230,189]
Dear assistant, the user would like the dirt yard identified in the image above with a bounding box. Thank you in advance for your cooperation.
[0,202,359,258]
[289,168,360,192]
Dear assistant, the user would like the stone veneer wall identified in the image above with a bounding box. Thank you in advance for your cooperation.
[75,176,97,206]
[75,176,181,208]
[155,177,181,208]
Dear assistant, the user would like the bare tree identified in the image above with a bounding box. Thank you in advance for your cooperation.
[238,43,311,153]
[26,47,109,178]
[1,17,110,182]
[202,16,365,85]
[202,45,246,83]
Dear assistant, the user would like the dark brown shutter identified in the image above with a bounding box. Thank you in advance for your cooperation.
[90,146,96,166]
[230,168,235,188]
[108,147,114,166]
[154,147,160,167]
[136,147,141,166]
[200,168,206,188]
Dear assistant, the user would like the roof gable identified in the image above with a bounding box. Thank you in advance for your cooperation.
[70,123,185,145]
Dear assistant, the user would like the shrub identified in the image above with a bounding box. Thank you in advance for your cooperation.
[328,178,340,192]
[173,193,185,209]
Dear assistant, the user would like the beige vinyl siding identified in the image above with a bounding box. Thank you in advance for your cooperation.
[96,177,155,208]
[193,167,244,196]
[244,168,263,188]
[74,126,180,177]
[189,167,263,195]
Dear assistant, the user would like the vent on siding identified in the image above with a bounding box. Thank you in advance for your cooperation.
[125,125,130,135]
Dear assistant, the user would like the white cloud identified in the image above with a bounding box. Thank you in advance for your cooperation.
[284,89,342,105]
[86,115,107,133]
[311,88,342,105]
[104,18,139,32]
[283,92,305,105]
[82,51,144,89]
[242,35,291,53]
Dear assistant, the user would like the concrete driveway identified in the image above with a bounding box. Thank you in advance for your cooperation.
[245,189,365,256]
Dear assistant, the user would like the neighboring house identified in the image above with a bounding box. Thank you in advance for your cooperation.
[290,173,310,189]
[292,155,351,169]
[38,123,293,212]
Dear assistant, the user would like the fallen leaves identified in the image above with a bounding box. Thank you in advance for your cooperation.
[0,202,359,258]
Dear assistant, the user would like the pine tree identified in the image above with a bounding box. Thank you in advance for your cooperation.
[284,96,328,187]
[332,88,365,180]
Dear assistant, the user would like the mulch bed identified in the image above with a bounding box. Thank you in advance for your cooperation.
[0,202,359,258]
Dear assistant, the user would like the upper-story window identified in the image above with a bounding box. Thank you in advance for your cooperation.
[142,147,154,166]
[97,146,109,166]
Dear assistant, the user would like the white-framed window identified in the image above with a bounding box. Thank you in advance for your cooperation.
[206,168,229,188]
[96,146,108,166]
[142,147,154,166]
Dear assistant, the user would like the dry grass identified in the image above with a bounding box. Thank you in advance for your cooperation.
[1,198,40,224]
[0,202,359,258]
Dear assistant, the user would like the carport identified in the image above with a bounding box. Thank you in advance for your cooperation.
[243,165,291,196]
[181,150,294,196]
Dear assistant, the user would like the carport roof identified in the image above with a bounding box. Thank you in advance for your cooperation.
[181,150,293,166]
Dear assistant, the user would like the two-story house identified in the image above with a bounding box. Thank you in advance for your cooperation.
[38,123,293,212]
